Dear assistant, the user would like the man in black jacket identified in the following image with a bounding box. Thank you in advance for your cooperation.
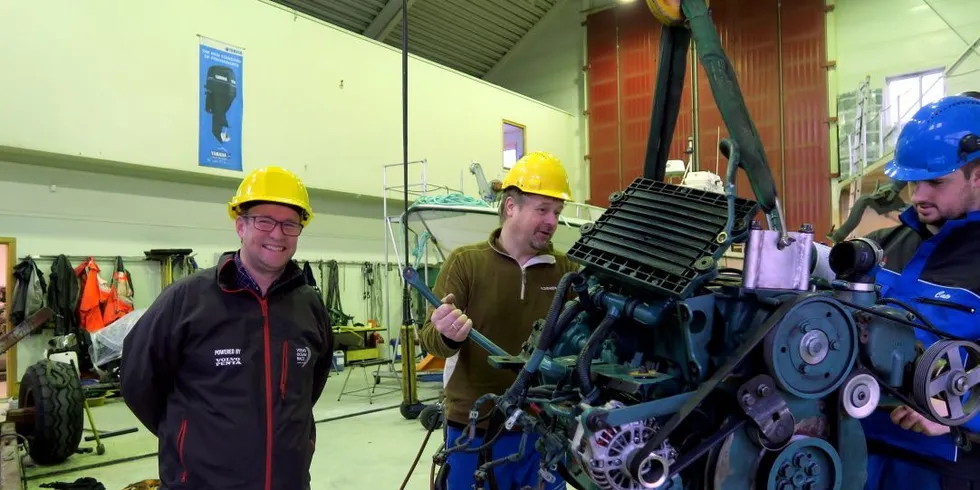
[121,166,333,490]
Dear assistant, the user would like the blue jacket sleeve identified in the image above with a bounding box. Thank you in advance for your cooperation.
[120,284,184,436]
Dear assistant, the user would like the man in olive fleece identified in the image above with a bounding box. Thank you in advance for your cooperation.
[420,151,579,490]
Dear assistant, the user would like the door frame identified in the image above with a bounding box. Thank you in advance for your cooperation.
[0,237,16,397]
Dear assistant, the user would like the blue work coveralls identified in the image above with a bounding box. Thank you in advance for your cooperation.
[861,208,980,490]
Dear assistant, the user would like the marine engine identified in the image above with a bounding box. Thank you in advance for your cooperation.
[405,157,980,490]
[397,0,980,487]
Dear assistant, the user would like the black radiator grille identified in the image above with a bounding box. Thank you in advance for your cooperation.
[567,178,760,299]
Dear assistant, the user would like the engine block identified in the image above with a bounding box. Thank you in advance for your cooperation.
[423,176,980,490]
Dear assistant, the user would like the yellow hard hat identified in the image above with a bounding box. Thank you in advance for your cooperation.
[227,166,314,226]
[500,151,572,201]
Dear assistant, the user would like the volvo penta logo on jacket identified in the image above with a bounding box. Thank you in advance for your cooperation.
[214,348,243,367]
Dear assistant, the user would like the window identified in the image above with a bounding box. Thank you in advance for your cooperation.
[886,69,945,129]
[503,120,525,169]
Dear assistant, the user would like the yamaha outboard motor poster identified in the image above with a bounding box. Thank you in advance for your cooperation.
[198,36,243,171]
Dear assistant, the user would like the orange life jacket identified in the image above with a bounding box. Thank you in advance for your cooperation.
[74,257,107,333]
[74,256,135,333]
[102,257,134,325]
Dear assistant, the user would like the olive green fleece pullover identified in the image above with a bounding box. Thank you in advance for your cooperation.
[419,228,579,428]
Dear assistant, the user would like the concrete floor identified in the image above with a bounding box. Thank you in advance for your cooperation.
[20,364,445,490]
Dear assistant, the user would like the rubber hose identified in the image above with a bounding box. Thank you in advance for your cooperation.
[502,300,586,405]
[501,277,585,403]
[537,300,585,351]
[479,410,507,490]
[721,138,740,239]
[575,312,618,397]
[541,272,582,337]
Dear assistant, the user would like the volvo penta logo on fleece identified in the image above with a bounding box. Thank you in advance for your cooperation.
[296,346,311,368]
[214,348,242,367]
[935,290,953,300]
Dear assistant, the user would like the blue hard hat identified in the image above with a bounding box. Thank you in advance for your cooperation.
[884,95,980,182]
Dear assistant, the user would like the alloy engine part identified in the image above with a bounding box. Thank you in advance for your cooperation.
[574,401,678,490]
[840,372,881,419]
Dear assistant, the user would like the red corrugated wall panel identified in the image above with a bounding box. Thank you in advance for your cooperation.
[585,1,694,207]
[585,8,619,206]
[617,3,659,183]
[780,0,831,240]
[696,0,782,204]
[586,1,830,238]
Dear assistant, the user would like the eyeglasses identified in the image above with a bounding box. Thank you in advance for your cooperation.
[243,215,304,237]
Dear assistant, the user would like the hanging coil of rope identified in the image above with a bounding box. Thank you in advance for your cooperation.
[324,260,352,326]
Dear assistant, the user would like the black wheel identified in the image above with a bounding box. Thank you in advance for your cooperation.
[17,359,85,465]
[400,402,425,420]
[420,404,443,431]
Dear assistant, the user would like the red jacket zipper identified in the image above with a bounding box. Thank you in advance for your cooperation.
[259,297,273,490]
[219,270,274,490]
[178,419,188,483]
[281,340,288,401]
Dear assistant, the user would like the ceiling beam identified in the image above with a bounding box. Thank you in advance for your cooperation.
[363,0,420,40]
[482,0,570,80]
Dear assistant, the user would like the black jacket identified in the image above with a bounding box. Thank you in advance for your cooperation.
[121,252,333,490]
[47,254,80,336]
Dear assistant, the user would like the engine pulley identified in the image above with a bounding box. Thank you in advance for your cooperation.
[912,339,980,426]
[840,372,880,419]
[763,296,859,399]
[760,437,843,490]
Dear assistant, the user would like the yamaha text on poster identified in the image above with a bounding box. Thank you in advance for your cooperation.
[198,36,243,171]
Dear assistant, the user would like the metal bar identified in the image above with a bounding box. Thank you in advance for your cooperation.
[20,254,154,263]
[294,259,379,267]
[0,308,53,356]
[923,0,977,49]
[363,0,419,40]
[84,427,138,442]
[397,28,493,75]
[398,16,506,65]
[948,35,980,76]
[415,8,510,58]
[484,0,545,25]
[484,0,569,80]
[383,159,426,169]
[442,0,526,41]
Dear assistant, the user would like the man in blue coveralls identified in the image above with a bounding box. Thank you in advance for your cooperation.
[860,94,980,490]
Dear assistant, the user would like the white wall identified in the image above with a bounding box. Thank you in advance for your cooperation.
[0,159,416,381]
[484,0,589,201]
[834,0,980,94]
[832,0,980,167]
[0,0,582,201]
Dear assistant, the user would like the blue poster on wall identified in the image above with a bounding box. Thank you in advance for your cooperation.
[198,36,243,171]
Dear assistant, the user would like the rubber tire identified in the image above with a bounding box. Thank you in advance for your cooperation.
[400,402,425,420]
[17,359,85,465]
[419,404,443,431]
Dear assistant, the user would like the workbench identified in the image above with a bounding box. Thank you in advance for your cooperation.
[332,325,386,363]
